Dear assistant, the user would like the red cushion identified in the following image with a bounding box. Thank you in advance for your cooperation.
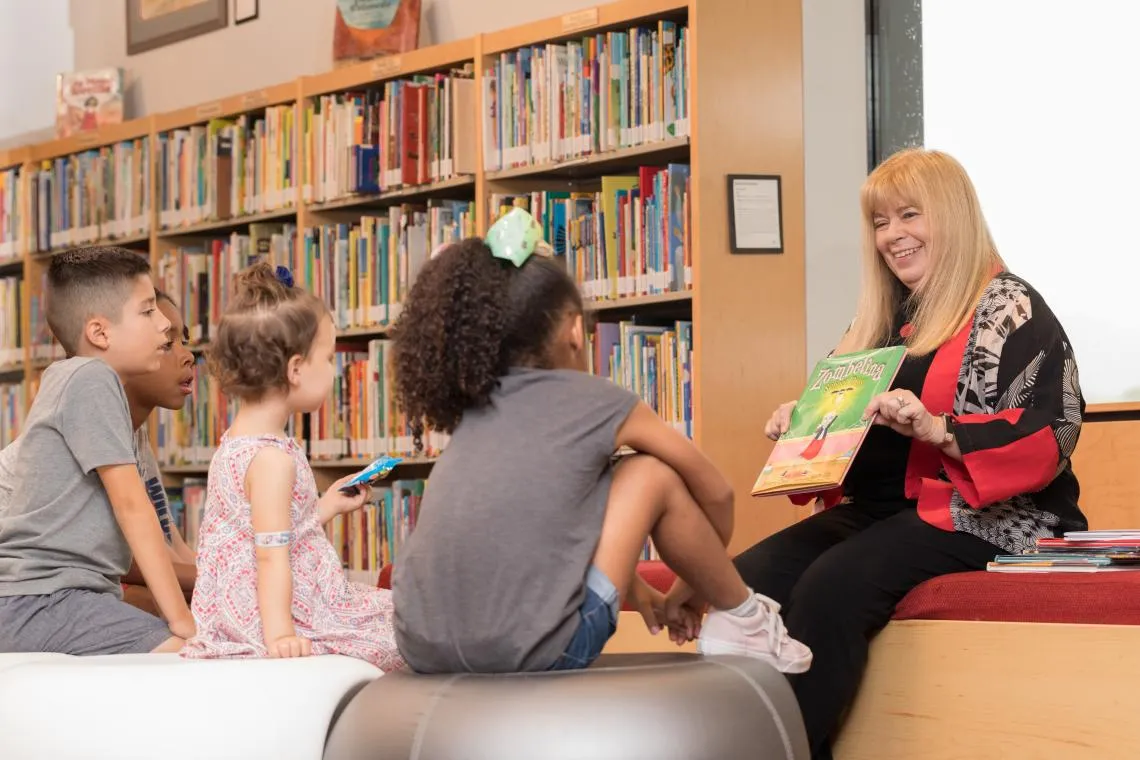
[378,561,1140,625]
[892,570,1140,625]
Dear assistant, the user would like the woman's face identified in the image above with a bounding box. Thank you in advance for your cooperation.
[872,201,929,290]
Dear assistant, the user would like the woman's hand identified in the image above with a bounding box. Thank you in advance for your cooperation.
[864,389,945,446]
[765,401,798,440]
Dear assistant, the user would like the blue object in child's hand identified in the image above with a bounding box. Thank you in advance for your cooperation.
[338,455,403,494]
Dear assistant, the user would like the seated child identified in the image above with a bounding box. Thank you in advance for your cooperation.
[389,208,812,674]
[120,289,199,610]
[0,247,193,655]
[0,289,199,612]
[180,263,405,671]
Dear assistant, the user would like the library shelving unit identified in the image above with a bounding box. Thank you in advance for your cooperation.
[1,0,807,570]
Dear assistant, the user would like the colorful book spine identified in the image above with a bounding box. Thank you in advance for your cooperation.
[0,382,24,448]
[0,166,20,262]
[0,277,22,370]
[325,479,427,578]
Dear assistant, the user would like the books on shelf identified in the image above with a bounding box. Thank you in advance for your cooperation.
[0,381,24,448]
[309,340,449,461]
[589,319,692,438]
[490,163,692,301]
[27,137,151,253]
[298,202,473,332]
[302,67,476,204]
[988,530,1140,573]
[751,347,906,498]
[0,277,22,369]
[482,20,690,171]
[0,166,19,262]
[158,105,296,230]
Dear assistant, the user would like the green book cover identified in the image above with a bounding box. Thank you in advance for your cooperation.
[752,346,906,498]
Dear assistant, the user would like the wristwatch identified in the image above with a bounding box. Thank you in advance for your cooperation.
[937,413,956,447]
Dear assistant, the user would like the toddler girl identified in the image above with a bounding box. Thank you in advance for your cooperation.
[389,208,811,674]
[180,263,404,671]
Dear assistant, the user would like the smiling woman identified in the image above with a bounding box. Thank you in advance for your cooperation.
[735,147,1088,760]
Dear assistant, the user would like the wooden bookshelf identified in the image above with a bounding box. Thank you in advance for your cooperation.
[0,0,809,564]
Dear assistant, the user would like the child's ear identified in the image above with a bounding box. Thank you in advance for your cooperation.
[84,317,111,351]
[286,354,304,387]
[569,313,585,353]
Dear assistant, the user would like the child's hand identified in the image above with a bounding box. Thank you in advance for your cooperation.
[318,475,373,525]
[268,634,312,659]
[169,615,196,641]
[628,575,665,635]
[663,579,707,644]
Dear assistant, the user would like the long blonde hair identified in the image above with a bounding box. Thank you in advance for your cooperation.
[837,148,1005,356]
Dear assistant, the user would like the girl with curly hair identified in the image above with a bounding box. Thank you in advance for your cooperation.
[389,208,811,674]
[180,262,405,672]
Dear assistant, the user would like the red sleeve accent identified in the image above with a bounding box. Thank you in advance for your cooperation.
[941,410,1060,507]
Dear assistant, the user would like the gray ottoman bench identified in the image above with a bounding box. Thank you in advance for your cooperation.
[323,653,809,760]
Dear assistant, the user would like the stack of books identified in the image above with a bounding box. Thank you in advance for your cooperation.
[988,530,1140,573]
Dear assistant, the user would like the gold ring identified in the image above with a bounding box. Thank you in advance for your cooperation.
[896,395,908,407]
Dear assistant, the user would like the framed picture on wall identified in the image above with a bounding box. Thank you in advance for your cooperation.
[125,0,228,55]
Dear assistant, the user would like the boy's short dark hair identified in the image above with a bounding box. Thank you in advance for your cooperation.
[46,246,153,356]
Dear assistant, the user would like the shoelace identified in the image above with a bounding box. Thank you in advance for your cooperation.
[756,597,791,657]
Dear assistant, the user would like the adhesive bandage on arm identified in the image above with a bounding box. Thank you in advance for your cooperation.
[254,531,292,548]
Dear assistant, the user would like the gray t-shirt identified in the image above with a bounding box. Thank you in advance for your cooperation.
[0,357,139,598]
[392,367,640,673]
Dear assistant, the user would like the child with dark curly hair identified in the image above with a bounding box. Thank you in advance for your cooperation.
[180,262,405,672]
[389,208,811,674]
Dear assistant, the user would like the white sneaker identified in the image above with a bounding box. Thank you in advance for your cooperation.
[697,593,813,674]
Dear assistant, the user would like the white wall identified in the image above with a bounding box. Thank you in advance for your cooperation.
[922,0,1137,404]
[0,0,74,147]
[69,0,599,117]
[802,0,866,368]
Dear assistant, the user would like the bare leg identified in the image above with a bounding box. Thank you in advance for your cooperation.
[591,454,750,611]
[150,636,185,653]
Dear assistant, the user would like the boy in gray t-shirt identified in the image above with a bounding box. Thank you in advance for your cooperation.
[0,247,195,655]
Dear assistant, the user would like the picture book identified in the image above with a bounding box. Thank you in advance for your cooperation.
[55,68,124,138]
[751,346,906,498]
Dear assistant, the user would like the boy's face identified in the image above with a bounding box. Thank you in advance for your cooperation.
[121,300,195,412]
[87,274,172,376]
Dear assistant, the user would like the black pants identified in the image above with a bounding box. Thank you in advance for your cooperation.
[733,500,998,760]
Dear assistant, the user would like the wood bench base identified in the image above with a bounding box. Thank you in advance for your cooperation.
[603,611,1140,759]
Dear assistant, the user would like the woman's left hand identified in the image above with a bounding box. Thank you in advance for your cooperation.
[864,389,943,446]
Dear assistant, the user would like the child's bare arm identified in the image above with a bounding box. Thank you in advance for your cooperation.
[247,447,310,658]
[99,464,195,638]
[614,401,735,545]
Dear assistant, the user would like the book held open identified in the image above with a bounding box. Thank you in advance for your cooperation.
[752,346,906,498]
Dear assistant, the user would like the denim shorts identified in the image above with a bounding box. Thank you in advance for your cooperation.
[547,565,620,671]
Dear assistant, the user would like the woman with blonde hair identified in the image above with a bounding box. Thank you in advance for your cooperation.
[728,148,1087,759]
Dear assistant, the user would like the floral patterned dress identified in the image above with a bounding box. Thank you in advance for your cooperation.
[180,432,406,672]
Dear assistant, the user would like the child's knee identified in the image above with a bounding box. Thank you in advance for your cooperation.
[613,453,682,493]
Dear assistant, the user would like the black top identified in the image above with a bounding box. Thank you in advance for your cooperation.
[842,304,932,505]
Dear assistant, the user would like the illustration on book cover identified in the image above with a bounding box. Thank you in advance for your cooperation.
[56,68,124,138]
[752,346,905,497]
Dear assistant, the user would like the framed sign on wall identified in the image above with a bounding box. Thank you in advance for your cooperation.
[126,0,228,55]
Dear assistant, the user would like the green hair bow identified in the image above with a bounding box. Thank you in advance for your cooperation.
[485,207,551,267]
